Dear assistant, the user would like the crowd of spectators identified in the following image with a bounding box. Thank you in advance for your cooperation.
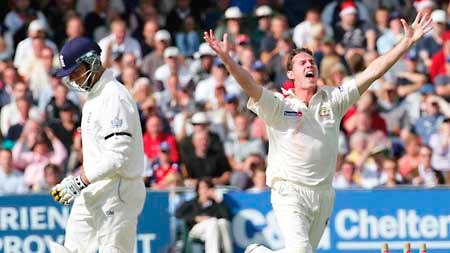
[0,0,450,195]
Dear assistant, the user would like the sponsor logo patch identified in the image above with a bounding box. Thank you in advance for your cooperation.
[319,105,331,118]
[283,110,302,117]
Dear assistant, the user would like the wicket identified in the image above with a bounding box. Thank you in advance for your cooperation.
[381,243,427,253]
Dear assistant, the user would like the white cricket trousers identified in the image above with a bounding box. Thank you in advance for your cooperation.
[250,180,335,253]
[64,177,146,253]
[189,217,233,253]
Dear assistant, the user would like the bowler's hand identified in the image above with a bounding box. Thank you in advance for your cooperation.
[203,30,230,58]
[51,175,88,205]
[401,11,433,44]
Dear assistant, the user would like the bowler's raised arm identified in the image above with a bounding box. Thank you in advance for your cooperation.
[355,11,433,95]
[204,30,262,100]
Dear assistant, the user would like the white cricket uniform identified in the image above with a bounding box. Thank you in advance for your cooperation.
[64,69,146,253]
[247,80,360,253]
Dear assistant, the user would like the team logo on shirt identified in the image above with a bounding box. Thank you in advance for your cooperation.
[111,117,123,128]
[319,105,331,118]
[283,110,302,117]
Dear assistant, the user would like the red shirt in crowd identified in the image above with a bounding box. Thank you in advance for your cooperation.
[153,162,179,188]
[342,106,388,135]
[429,30,450,82]
[143,133,179,162]
[429,50,447,82]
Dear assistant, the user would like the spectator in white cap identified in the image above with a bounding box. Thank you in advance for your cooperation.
[250,5,274,52]
[14,19,58,69]
[156,30,172,47]
[413,9,447,69]
[215,6,245,44]
[164,47,180,58]
[255,5,273,18]
[191,42,217,83]
[178,111,227,168]
[154,47,193,102]
[195,42,216,59]
[141,29,171,80]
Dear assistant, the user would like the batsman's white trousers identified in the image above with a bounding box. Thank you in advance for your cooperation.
[64,176,146,253]
[249,179,335,253]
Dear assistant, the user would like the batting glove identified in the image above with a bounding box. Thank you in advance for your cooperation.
[51,175,87,205]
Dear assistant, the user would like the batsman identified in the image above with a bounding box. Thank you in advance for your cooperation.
[50,37,146,253]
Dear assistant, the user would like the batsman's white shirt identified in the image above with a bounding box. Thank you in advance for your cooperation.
[248,80,360,187]
[81,69,144,183]
[63,69,146,253]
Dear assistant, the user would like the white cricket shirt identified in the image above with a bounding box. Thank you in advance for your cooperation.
[248,80,360,187]
[81,69,145,183]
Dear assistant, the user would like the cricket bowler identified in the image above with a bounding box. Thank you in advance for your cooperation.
[50,37,146,253]
[204,10,432,253]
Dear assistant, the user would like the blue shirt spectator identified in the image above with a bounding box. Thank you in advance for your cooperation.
[415,113,444,145]
[0,149,28,194]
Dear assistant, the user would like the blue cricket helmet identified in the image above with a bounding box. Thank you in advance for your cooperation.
[56,37,102,78]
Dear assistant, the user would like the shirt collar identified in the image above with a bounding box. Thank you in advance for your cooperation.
[89,69,114,95]
[283,86,328,103]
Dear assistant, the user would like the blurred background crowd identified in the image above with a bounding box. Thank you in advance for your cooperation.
[0,0,449,195]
